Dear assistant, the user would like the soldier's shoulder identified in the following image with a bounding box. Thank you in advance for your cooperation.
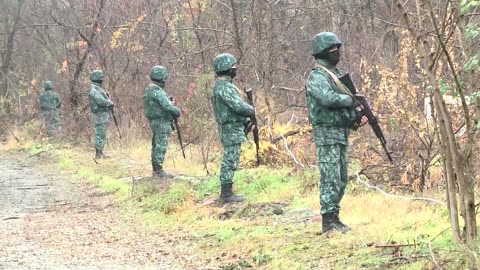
[308,68,329,81]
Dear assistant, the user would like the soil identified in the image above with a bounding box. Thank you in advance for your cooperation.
[0,151,197,269]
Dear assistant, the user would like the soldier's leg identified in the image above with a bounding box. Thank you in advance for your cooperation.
[151,131,171,178]
[94,123,107,158]
[43,111,53,137]
[318,144,350,233]
[219,144,243,202]
[317,144,342,215]
[53,110,62,135]
[337,144,349,203]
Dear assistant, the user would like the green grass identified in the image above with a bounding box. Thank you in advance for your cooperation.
[2,139,477,269]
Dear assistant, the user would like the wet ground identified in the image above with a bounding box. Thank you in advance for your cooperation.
[0,152,187,269]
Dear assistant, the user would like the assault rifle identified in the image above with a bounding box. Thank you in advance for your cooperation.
[339,73,393,163]
[170,97,186,159]
[110,106,123,140]
[245,88,260,166]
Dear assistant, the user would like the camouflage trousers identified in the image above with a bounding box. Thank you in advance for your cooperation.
[42,110,61,137]
[94,123,107,151]
[149,118,171,168]
[220,144,241,184]
[316,143,349,215]
[151,132,169,168]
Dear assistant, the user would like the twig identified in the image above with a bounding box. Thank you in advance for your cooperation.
[375,243,416,248]
[281,136,304,168]
[429,241,442,270]
[351,173,446,205]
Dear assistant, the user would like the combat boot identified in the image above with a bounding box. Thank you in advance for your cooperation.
[333,211,351,233]
[220,184,245,203]
[152,163,161,178]
[95,149,111,159]
[157,167,174,178]
[220,183,244,203]
[152,164,174,179]
[322,212,335,234]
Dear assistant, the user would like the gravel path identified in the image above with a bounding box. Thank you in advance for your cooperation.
[0,152,191,270]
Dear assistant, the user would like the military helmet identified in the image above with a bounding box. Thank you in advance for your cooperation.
[150,65,168,81]
[212,53,237,73]
[90,70,104,81]
[311,32,342,56]
[44,80,53,90]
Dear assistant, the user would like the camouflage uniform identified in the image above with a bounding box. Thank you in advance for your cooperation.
[38,81,62,137]
[88,70,113,157]
[307,32,357,233]
[144,65,181,177]
[212,53,255,202]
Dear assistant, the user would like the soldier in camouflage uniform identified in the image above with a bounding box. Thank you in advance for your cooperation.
[144,65,181,178]
[38,80,62,137]
[88,70,114,159]
[211,53,255,203]
[306,32,367,233]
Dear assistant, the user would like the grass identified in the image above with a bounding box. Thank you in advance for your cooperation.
[0,136,475,269]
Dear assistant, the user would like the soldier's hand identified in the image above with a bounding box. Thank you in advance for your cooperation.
[108,103,114,110]
[360,115,368,127]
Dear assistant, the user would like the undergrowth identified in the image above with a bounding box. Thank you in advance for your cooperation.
[1,138,476,270]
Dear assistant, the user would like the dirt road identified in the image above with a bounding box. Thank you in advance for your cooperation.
[0,151,192,269]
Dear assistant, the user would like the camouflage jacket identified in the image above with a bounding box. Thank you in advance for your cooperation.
[88,82,113,125]
[306,59,356,146]
[144,82,181,133]
[211,76,254,146]
[39,90,61,111]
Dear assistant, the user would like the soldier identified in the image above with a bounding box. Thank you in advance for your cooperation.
[38,80,62,137]
[88,70,114,159]
[306,32,367,234]
[144,65,181,178]
[211,53,255,203]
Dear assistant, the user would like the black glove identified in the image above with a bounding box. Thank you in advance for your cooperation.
[107,103,114,110]
[350,110,364,130]
[244,119,253,134]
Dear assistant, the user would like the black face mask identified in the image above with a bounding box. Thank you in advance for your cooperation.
[229,68,237,79]
[323,50,341,66]
[93,80,103,85]
[152,79,165,88]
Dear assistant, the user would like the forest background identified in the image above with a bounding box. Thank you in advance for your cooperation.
[2,0,480,268]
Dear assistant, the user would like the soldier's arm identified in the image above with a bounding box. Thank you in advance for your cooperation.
[90,89,113,108]
[153,91,181,118]
[307,72,353,108]
[219,85,254,117]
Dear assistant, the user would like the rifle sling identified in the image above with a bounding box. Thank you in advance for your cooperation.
[314,63,353,97]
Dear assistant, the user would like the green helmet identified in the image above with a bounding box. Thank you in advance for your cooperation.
[311,32,342,56]
[150,65,168,81]
[90,70,104,81]
[212,53,237,73]
[44,80,53,90]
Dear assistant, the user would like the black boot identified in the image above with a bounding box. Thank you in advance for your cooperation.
[95,148,101,159]
[95,149,110,159]
[152,164,174,178]
[220,183,244,203]
[333,211,351,233]
[322,212,335,233]
[322,212,351,234]
[152,163,161,178]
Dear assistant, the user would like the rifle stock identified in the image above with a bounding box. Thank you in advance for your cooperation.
[245,88,260,166]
